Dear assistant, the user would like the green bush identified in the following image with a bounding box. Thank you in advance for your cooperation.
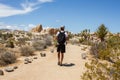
[20,46,35,56]
[0,52,17,66]
[5,41,14,48]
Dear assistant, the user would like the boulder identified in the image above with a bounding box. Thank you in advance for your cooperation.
[31,24,43,32]
[5,67,14,72]
[47,28,59,35]
[0,70,4,75]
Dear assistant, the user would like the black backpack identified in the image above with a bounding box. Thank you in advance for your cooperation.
[57,31,66,45]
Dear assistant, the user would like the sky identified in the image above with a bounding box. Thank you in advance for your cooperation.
[0,0,120,33]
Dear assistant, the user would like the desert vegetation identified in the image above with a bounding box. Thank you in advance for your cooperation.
[0,47,17,66]
[81,24,120,80]
[0,24,120,80]
[20,46,35,56]
[0,28,54,66]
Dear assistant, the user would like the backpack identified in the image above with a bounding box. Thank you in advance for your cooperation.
[57,31,66,45]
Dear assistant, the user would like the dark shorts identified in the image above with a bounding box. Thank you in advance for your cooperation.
[57,44,66,53]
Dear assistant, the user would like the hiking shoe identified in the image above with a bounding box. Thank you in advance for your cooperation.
[58,62,60,65]
[60,64,63,66]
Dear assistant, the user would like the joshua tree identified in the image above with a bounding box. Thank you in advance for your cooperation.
[96,24,108,42]
[80,29,90,40]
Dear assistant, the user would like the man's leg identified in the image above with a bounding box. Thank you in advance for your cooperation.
[60,53,64,65]
[58,52,60,65]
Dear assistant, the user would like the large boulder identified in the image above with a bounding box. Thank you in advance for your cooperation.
[47,28,59,35]
[31,24,43,32]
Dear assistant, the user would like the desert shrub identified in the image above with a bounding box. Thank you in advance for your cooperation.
[1,33,13,40]
[20,46,35,56]
[32,40,47,50]
[79,38,85,43]
[90,42,108,59]
[81,59,120,80]
[82,34,120,80]
[44,35,53,46]
[5,41,14,48]
[0,47,6,54]
[69,38,79,44]
[26,32,32,37]
[0,52,17,66]
[107,36,120,49]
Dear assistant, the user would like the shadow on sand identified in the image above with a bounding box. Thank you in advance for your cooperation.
[62,63,75,67]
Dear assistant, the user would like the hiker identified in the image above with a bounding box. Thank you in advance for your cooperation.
[56,26,68,66]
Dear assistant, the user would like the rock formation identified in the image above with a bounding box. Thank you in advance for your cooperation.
[31,24,43,32]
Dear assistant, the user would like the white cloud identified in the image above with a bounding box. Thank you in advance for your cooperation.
[0,24,20,30]
[38,0,53,3]
[28,24,35,28]
[56,20,61,22]
[0,0,53,18]
[0,22,36,31]
[0,3,36,18]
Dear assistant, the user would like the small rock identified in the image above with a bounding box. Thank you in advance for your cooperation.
[40,53,42,56]
[5,67,14,72]
[33,57,37,59]
[28,60,32,63]
[24,58,29,61]
[14,66,18,69]
[24,61,28,64]
[0,70,4,75]
[51,49,54,53]
[81,53,87,59]
[43,53,46,57]
[40,53,46,57]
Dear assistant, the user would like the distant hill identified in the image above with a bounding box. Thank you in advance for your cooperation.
[0,29,12,32]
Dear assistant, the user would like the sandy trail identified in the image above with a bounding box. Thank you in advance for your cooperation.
[0,44,89,80]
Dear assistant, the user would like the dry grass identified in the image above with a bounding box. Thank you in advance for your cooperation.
[20,46,35,56]
[0,51,17,66]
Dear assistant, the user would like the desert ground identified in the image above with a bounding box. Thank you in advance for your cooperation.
[0,44,90,80]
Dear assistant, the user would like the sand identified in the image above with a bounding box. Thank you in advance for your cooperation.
[0,44,90,80]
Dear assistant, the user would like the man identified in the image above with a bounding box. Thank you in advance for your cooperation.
[56,26,68,66]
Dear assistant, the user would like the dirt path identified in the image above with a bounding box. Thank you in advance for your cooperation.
[0,44,89,80]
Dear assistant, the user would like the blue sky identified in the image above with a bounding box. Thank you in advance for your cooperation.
[0,0,120,33]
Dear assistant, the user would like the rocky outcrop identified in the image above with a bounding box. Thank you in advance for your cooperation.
[31,24,43,32]
[47,28,59,35]
[30,24,60,35]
